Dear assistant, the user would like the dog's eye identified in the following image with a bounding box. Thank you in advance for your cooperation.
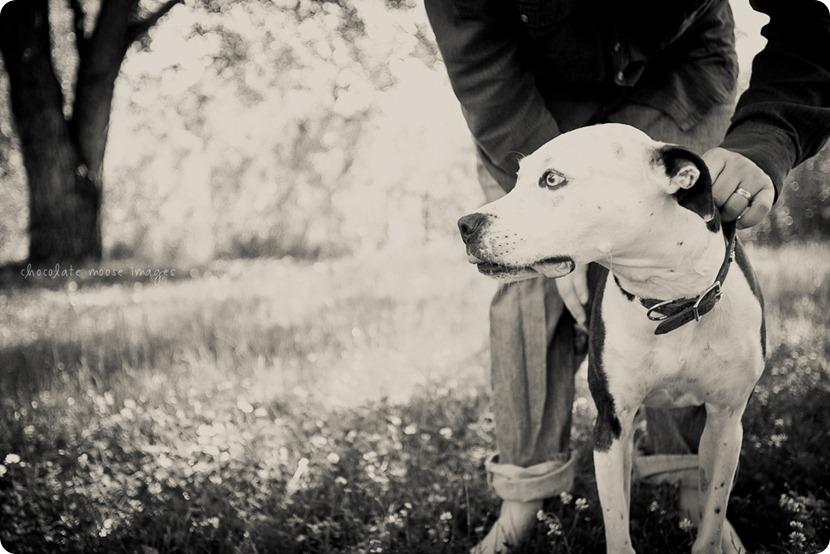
[539,170,567,190]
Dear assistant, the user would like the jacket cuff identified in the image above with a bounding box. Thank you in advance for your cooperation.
[719,121,798,202]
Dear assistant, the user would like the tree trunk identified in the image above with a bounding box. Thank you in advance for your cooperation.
[0,0,145,265]
[71,0,135,190]
[1,0,180,264]
[0,0,103,263]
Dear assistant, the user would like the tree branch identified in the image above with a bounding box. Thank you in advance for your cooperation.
[67,0,87,53]
[128,0,183,43]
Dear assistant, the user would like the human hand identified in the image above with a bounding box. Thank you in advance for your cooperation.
[555,263,589,328]
[702,148,775,229]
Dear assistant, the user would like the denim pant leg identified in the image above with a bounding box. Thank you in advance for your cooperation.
[490,277,574,467]
[487,277,581,501]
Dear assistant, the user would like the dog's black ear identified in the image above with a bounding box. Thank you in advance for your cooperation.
[656,145,718,227]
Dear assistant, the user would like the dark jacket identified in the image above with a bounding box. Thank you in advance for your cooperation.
[425,0,830,198]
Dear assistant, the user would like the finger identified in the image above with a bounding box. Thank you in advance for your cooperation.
[720,185,751,222]
[702,150,729,205]
[558,280,587,326]
[737,187,774,229]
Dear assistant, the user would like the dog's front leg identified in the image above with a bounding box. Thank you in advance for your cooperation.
[692,401,748,554]
[593,406,638,554]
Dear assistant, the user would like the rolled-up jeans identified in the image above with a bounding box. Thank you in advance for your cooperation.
[481,95,735,502]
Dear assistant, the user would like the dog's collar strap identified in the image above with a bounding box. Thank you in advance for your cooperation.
[635,221,737,335]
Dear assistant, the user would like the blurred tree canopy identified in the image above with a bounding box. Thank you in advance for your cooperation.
[0,0,827,265]
[0,0,459,264]
[95,0,459,263]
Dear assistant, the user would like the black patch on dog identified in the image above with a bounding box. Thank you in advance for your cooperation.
[657,146,720,233]
[734,239,767,357]
[588,267,622,452]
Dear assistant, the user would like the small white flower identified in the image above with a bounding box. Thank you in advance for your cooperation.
[559,491,573,505]
[779,494,803,513]
[0,465,6,477]
[327,452,340,464]
[788,531,807,546]
[679,518,694,532]
[439,427,453,439]
[575,497,589,511]
[546,520,562,537]
[4,454,20,465]
[440,511,453,521]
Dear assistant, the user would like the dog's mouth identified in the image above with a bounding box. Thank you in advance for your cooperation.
[531,257,577,278]
[469,255,575,281]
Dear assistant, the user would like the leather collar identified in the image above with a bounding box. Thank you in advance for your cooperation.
[619,221,737,335]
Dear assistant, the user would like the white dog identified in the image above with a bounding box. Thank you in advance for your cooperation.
[458,124,765,554]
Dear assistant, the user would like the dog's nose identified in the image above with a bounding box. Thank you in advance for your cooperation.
[458,213,488,244]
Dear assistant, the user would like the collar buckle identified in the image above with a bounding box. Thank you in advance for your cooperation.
[645,299,677,322]
[645,280,722,323]
[692,280,721,321]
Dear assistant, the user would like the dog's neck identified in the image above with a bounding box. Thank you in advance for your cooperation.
[598,210,727,301]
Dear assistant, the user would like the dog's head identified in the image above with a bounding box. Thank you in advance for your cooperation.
[458,123,717,281]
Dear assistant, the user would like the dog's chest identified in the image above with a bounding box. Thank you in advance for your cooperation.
[597,271,764,410]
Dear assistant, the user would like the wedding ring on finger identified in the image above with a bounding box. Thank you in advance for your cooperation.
[733,188,753,219]
[733,187,753,202]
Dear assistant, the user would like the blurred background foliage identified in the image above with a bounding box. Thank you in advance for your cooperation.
[0,0,477,264]
[0,0,828,265]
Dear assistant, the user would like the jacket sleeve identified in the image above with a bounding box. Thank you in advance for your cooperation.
[720,0,830,199]
[424,0,560,191]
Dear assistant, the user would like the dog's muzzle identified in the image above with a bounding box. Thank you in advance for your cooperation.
[458,213,575,281]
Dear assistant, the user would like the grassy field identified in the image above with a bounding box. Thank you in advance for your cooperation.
[0,240,828,553]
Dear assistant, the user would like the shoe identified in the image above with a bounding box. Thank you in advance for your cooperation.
[636,454,747,553]
[469,499,543,554]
